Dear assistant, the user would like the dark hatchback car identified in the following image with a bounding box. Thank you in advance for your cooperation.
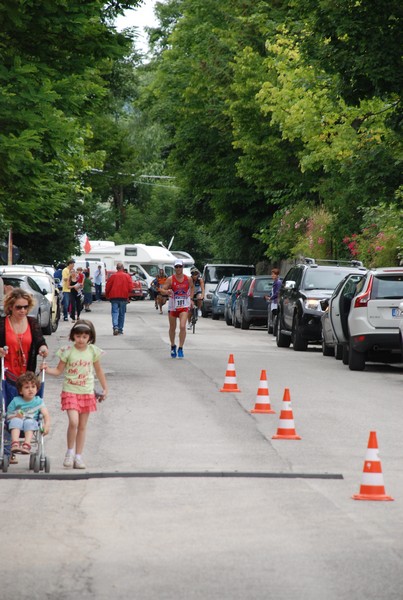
[211,276,232,320]
[233,275,273,329]
[224,276,250,326]
[276,258,366,351]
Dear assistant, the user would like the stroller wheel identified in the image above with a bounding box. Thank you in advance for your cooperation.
[44,456,50,473]
[2,456,9,473]
[29,454,35,470]
[33,454,40,473]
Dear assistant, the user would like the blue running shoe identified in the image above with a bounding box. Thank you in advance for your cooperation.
[177,347,184,359]
[171,345,177,358]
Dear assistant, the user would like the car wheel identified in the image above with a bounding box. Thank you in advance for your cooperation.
[240,313,250,330]
[42,310,53,336]
[52,303,60,332]
[212,312,219,321]
[291,314,308,351]
[348,345,366,371]
[2,455,9,473]
[268,313,273,334]
[225,312,232,326]
[273,314,279,337]
[234,312,241,328]
[335,344,343,360]
[322,338,334,357]
[276,311,291,348]
[342,345,349,365]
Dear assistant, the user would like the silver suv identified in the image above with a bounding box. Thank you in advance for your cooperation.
[326,267,403,370]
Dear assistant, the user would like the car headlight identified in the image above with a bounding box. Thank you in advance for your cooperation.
[304,298,322,311]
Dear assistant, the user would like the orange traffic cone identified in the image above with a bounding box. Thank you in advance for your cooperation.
[250,370,275,414]
[352,431,394,501]
[220,354,241,392]
[272,388,301,440]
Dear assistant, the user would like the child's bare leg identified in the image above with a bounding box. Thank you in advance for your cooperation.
[10,429,21,443]
[75,412,90,455]
[24,431,34,445]
[66,409,79,450]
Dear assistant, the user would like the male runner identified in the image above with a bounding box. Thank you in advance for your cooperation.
[161,260,194,358]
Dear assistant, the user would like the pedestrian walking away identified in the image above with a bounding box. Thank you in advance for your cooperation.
[61,259,75,321]
[42,320,108,469]
[105,262,133,335]
[161,260,194,358]
[83,270,93,312]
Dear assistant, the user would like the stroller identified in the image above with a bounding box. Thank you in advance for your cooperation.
[0,355,50,473]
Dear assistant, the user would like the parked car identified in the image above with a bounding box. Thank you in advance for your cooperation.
[0,265,61,333]
[276,258,366,351]
[224,276,250,326]
[211,277,232,320]
[130,274,148,300]
[233,275,273,329]
[399,301,403,357]
[321,273,365,359]
[323,267,403,370]
[1,272,53,335]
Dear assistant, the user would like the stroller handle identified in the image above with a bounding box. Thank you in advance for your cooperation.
[1,346,45,383]
[1,346,8,381]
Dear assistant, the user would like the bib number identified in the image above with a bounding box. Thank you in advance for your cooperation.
[174,296,187,309]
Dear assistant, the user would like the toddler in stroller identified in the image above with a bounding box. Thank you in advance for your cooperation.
[1,370,50,472]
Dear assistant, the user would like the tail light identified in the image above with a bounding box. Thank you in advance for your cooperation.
[248,280,256,298]
[354,275,373,308]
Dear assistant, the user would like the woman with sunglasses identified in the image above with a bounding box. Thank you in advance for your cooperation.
[0,288,48,464]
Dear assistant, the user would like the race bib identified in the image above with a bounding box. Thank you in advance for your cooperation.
[174,296,189,309]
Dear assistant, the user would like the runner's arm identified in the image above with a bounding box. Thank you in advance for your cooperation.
[160,276,173,295]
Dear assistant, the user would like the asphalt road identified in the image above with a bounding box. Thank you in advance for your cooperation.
[1,299,402,599]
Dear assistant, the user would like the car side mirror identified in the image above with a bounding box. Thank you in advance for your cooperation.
[42,288,47,296]
[320,298,329,311]
[284,280,296,290]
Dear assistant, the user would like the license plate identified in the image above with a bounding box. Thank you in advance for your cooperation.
[392,308,402,317]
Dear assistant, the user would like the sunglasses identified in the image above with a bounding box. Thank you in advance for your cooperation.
[175,265,183,268]
[15,305,29,310]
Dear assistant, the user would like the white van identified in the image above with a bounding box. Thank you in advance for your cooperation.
[202,263,255,316]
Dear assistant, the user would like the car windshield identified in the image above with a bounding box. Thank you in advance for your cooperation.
[31,275,52,294]
[205,266,254,284]
[304,269,359,291]
[372,275,403,299]
[217,279,230,293]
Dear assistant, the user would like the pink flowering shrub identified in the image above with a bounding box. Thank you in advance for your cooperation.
[343,207,402,267]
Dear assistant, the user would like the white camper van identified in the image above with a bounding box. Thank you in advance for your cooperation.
[75,243,181,289]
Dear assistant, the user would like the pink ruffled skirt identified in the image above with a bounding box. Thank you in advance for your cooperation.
[61,392,97,413]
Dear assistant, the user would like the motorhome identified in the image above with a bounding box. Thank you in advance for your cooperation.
[74,243,181,289]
